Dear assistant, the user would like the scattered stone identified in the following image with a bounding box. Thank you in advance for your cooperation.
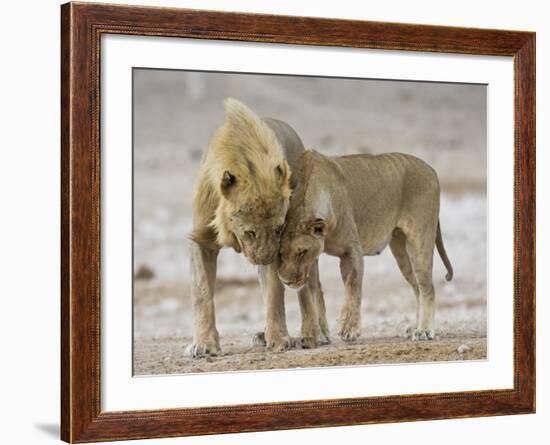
[135,264,155,281]
[457,344,472,354]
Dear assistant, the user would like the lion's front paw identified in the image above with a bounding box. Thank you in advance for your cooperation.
[300,325,330,349]
[299,336,319,349]
[319,322,331,345]
[407,327,436,341]
[185,341,221,358]
[266,334,296,352]
[338,327,361,342]
[319,330,331,345]
[252,331,267,346]
[299,323,323,349]
[299,334,330,348]
[338,316,361,342]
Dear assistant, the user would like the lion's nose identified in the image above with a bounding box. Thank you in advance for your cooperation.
[280,277,305,289]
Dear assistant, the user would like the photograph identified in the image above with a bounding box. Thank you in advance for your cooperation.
[132,69,488,376]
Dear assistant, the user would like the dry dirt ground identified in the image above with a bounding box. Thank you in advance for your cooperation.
[133,253,487,376]
[134,334,486,375]
[132,71,487,376]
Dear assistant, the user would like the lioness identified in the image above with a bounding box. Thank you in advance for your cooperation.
[188,99,328,357]
[278,150,453,341]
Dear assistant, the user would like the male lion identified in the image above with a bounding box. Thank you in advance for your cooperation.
[278,150,453,342]
[188,99,328,357]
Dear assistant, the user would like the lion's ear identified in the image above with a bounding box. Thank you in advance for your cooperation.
[275,161,290,185]
[220,171,237,197]
[308,218,327,238]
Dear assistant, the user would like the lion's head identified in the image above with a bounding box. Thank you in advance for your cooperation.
[204,98,292,265]
[214,169,290,265]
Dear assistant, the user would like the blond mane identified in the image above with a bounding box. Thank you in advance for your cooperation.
[193,98,291,247]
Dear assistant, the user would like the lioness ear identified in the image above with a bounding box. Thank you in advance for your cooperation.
[309,218,327,238]
[230,232,242,253]
[220,171,236,197]
[275,161,290,184]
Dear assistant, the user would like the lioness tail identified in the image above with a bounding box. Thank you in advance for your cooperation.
[436,220,454,281]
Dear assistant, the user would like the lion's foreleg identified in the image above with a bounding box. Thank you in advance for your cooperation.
[316,283,331,344]
[297,272,321,349]
[337,247,363,342]
[187,240,221,357]
[297,261,329,348]
[258,261,295,352]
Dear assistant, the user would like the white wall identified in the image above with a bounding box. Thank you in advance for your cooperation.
[0,0,546,444]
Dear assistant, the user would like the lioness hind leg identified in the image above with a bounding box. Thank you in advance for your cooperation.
[390,229,420,332]
[406,231,437,341]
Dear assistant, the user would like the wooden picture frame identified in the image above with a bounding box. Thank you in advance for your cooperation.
[61,2,535,442]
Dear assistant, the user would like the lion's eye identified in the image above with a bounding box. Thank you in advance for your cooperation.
[244,230,256,240]
[298,249,308,258]
[275,225,285,236]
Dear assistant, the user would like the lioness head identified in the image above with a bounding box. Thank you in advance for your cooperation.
[277,151,332,287]
[278,218,327,288]
[206,98,292,265]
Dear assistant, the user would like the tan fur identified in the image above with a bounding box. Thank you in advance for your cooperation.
[278,150,453,342]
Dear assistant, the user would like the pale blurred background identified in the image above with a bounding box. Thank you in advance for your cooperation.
[133,68,487,374]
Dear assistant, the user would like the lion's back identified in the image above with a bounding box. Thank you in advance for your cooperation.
[264,118,305,186]
[331,152,440,238]
[335,152,439,193]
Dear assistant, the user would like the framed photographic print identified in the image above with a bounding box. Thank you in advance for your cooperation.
[61,2,535,442]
